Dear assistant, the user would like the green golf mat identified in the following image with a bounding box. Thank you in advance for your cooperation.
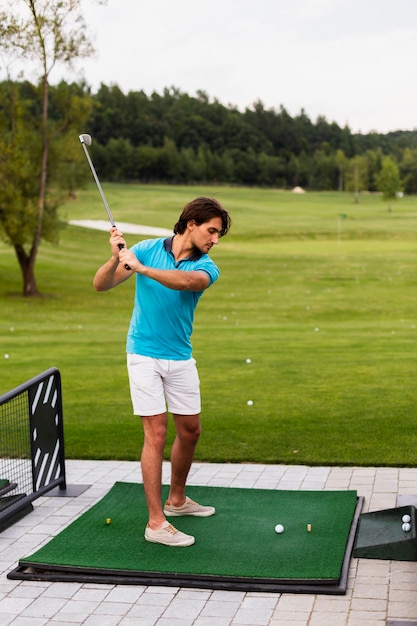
[0,481,33,533]
[9,482,363,594]
[0,478,17,496]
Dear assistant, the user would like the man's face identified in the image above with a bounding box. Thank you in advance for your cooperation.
[189,217,222,254]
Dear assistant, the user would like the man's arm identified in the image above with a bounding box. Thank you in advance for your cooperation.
[118,247,210,292]
[93,229,133,292]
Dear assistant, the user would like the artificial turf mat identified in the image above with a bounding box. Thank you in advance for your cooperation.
[0,479,14,496]
[0,494,33,533]
[8,482,363,594]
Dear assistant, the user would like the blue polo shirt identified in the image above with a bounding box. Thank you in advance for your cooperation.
[126,236,220,360]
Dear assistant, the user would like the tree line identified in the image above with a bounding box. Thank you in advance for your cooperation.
[86,84,417,193]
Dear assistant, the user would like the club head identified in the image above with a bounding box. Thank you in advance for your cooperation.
[79,133,92,146]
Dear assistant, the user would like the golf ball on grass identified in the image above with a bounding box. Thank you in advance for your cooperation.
[275,524,284,534]
[4,354,9,359]
[246,358,251,364]
[247,400,253,406]
[402,514,411,523]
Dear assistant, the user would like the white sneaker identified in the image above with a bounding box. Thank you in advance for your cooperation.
[144,521,195,547]
[164,496,215,517]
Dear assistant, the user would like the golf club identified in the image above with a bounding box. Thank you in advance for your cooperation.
[79,133,130,270]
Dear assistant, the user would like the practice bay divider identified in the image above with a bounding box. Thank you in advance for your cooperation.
[0,368,89,532]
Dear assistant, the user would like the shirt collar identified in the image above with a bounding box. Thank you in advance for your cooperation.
[164,235,203,261]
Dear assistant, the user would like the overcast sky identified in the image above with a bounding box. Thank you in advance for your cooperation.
[8,0,417,134]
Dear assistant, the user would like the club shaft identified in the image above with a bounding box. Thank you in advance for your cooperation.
[80,136,131,271]
[80,142,116,227]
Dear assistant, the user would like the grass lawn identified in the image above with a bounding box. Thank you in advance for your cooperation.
[1,185,417,466]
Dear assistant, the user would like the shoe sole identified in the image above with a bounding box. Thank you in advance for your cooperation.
[163,508,215,517]
[144,534,195,547]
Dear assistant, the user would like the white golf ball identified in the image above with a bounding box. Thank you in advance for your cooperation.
[4,354,9,359]
[246,358,251,364]
[247,400,253,406]
[402,514,411,523]
[402,522,411,532]
[275,524,284,534]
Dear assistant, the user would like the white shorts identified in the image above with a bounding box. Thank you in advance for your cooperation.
[127,354,201,416]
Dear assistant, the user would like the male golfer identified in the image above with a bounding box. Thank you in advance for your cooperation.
[94,197,231,546]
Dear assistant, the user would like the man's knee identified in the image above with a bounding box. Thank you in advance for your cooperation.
[142,414,168,448]
[174,415,201,443]
[186,423,201,444]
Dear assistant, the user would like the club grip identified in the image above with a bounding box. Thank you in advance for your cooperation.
[118,243,131,271]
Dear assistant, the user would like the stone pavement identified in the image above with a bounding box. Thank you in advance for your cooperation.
[1,460,417,625]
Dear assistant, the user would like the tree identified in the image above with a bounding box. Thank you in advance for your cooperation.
[345,155,369,203]
[399,148,417,194]
[0,0,102,296]
[375,156,402,211]
[335,149,346,191]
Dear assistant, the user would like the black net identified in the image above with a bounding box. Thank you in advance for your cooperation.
[0,391,33,500]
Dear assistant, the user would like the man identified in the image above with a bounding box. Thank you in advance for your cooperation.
[94,197,231,547]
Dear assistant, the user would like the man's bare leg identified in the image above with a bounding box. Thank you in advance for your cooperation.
[142,413,197,546]
[167,413,201,506]
[140,412,168,529]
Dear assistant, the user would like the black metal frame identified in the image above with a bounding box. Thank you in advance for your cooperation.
[0,368,67,531]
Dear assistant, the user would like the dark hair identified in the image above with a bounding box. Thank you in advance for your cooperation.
[173,197,231,237]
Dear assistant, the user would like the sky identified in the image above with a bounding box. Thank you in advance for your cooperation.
[6,0,417,134]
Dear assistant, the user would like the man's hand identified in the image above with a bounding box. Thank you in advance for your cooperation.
[109,227,127,257]
[118,246,142,272]
[93,229,133,291]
